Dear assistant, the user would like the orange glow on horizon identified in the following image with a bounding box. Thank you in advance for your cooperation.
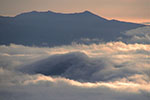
[106,17,150,24]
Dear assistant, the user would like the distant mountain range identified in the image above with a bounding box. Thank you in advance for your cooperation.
[0,10,146,46]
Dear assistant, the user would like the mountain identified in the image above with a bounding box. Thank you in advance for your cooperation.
[0,10,145,46]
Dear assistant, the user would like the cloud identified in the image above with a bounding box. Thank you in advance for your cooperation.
[18,51,149,83]
[120,26,150,44]
[19,52,114,82]
[142,22,150,25]
[0,68,150,100]
[0,42,150,100]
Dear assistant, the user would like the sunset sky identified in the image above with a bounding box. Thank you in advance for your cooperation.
[0,0,149,23]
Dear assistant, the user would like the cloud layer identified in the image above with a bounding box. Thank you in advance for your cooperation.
[0,41,150,100]
[120,26,150,44]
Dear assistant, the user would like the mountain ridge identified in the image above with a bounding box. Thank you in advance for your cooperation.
[1,10,143,24]
[0,10,146,46]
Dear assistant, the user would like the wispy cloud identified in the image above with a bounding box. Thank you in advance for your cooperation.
[120,26,150,44]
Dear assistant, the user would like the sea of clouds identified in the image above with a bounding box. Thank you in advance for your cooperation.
[0,26,150,100]
[120,26,150,44]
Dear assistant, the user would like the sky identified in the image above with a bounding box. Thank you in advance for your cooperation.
[0,0,149,23]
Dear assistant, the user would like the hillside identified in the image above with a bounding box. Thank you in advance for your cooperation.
[0,10,145,46]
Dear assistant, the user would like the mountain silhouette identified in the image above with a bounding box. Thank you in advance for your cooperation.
[0,10,145,46]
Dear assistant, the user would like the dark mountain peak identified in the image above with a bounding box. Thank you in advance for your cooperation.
[81,10,100,17]
[15,11,38,17]
[15,10,56,18]
[14,10,108,21]
[29,10,55,14]
[47,10,55,13]
[77,10,107,21]
[30,10,38,13]
[0,10,145,46]
[82,10,93,14]
[16,10,94,17]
